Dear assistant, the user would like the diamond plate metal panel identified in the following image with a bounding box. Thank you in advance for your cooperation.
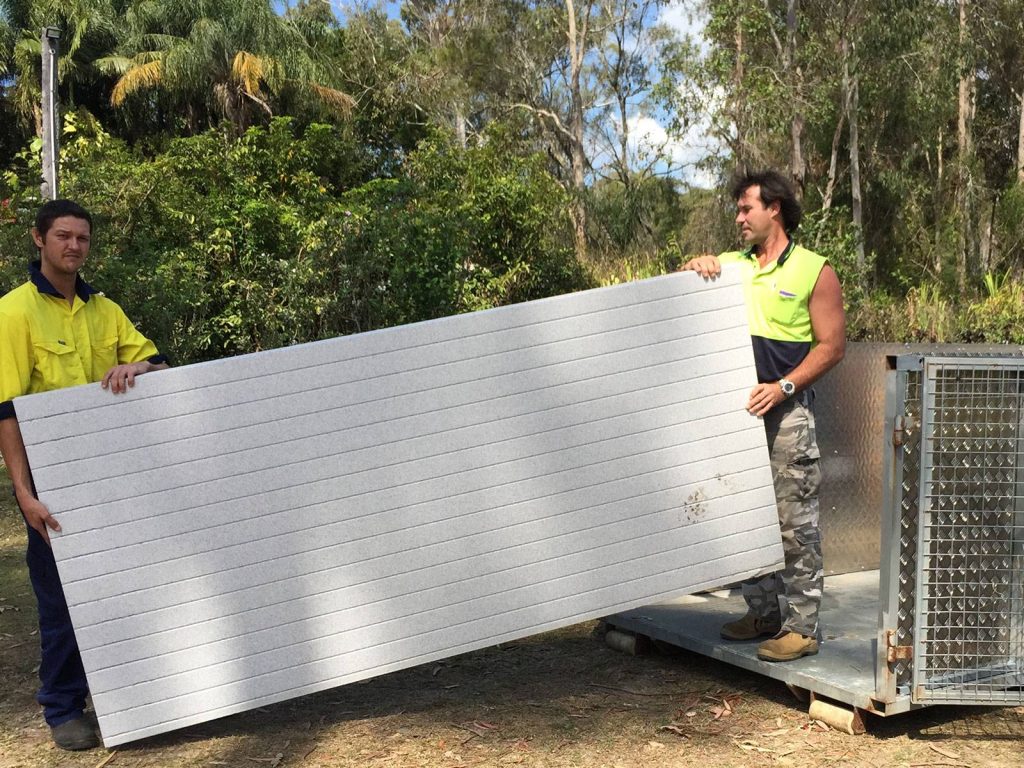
[816,344,890,574]
[815,343,1024,576]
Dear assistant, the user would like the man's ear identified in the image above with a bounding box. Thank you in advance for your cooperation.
[30,227,44,249]
[768,201,782,221]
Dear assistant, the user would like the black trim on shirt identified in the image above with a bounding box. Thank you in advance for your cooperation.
[148,354,169,366]
[0,400,15,420]
[29,260,99,302]
[742,238,796,266]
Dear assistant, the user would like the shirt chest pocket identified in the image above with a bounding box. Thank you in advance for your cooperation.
[90,336,119,377]
[32,340,81,390]
[767,284,803,326]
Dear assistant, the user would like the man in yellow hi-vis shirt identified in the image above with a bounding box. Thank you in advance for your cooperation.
[683,170,845,664]
[0,199,168,750]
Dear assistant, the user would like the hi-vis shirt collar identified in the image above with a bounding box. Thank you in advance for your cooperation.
[29,260,99,303]
[742,237,795,268]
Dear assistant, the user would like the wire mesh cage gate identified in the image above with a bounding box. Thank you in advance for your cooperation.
[883,355,1024,706]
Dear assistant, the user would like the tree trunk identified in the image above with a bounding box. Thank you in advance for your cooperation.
[843,35,865,276]
[934,126,944,275]
[454,103,467,148]
[786,0,805,195]
[732,15,746,172]
[1017,89,1024,184]
[565,0,589,260]
[820,109,846,214]
[956,0,976,289]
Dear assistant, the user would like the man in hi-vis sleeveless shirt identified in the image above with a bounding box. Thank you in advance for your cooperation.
[682,170,846,662]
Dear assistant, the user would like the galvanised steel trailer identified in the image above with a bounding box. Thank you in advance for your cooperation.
[604,344,1024,732]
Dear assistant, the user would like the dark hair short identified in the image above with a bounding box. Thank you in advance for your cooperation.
[730,170,802,233]
[35,199,93,238]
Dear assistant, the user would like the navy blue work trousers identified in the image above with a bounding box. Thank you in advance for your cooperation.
[24,518,89,726]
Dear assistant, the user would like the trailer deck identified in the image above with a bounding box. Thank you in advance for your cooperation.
[605,570,912,716]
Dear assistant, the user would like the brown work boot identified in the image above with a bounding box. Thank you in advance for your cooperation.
[720,612,782,641]
[757,631,819,662]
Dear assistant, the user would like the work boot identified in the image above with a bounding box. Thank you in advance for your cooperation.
[50,715,99,750]
[757,631,819,662]
[720,612,782,641]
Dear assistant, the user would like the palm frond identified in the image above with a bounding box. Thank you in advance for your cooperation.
[111,58,163,105]
[306,81,355,116]
[93,53,131,76]
[231,50,263,96]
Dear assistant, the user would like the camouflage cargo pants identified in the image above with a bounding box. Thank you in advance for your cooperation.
[742,396,823,637]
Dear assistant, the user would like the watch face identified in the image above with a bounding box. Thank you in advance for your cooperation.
[781,380,795,395]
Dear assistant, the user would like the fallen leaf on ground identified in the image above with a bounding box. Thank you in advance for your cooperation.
[736,741,775,754]
[659,724,689,738]
[245,754,282,766]
[455,722,495,737]
[928,744,962,760]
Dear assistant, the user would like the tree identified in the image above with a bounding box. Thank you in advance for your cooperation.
[100,0,353,134]
[3,0,120,134]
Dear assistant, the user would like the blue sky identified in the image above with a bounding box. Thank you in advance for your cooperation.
[278,0,716,186]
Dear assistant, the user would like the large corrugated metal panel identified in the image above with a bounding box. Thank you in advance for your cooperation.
[16,270,782,747]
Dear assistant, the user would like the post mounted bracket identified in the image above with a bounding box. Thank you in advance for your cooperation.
[885,629,912,663]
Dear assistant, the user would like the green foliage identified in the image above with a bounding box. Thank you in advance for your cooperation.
[798,205,872,309]
[845,276,1024,345]
[963,275,1024,343]
[0,117,589,365]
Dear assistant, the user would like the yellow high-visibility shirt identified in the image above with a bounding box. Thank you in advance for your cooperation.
[0,263,164,419]
[718,241,827,383]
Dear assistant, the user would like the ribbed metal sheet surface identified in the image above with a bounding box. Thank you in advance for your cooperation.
[16,270,783,747]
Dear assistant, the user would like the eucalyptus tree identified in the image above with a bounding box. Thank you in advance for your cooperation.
[587,0,691,253]
[100,0,353,134]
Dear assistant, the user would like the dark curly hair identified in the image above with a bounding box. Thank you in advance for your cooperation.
[730,170,801,234]
[35,199,93,238]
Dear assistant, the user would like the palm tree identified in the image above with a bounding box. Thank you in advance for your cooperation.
[3,0,119,133]
[99,0,352,133]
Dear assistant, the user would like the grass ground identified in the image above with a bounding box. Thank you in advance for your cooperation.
[2,474,1023,768]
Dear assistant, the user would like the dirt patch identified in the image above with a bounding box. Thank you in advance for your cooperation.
[1,478,1022,768]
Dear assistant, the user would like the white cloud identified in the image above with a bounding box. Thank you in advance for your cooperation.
[625,113,719,189]
[658,1,709,53]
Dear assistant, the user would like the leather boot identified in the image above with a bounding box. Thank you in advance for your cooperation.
[757,631,819,662]
[720,612,782,641]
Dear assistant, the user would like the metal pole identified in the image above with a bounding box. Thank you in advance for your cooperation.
[40,27,61,200]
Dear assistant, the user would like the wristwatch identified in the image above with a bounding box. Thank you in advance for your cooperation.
[779,378,796,398]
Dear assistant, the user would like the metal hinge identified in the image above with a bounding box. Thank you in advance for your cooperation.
[885,629,912,662]
[892,416,905,447]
